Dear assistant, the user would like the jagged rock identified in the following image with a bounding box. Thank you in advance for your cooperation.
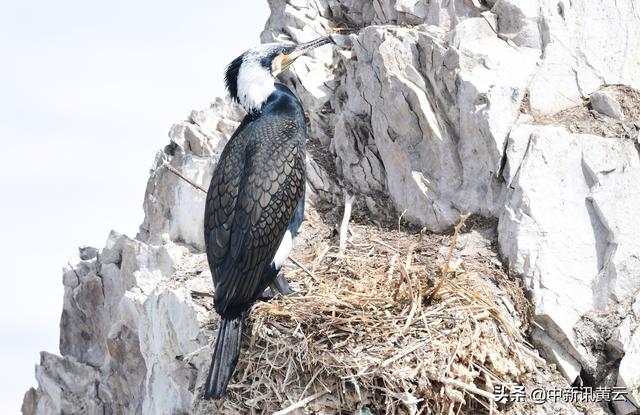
[499,125,640,387]
[22,352,104,415]
[265,0,541,229]
[78,246,98,261]
[24,230,213,415]
[608,316,633,357]
[591,90,625,120]
[334,21,539,229]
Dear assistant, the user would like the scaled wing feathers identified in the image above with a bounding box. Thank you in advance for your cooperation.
[204,116,305,316]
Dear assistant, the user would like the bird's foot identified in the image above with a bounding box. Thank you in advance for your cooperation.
[271,273,296,296]
[257,287,277,301]
[258,274,298,300]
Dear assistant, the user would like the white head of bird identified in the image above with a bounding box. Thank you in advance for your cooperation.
[224,36,333,114]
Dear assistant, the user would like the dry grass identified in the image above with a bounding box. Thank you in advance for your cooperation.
[199,219,536,414]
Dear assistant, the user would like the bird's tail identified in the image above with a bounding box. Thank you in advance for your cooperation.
[203,316,244,400]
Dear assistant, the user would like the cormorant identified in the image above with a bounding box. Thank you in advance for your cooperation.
[202,36,333,400]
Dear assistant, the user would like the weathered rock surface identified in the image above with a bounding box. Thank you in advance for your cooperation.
[23,232,214,414]
[591,90,625,120]
[499,124,640,388]
[22,0,640,414]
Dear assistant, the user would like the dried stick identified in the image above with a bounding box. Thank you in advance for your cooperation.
[428,213,470,301]
[437,377,495,401]
[272,390,330,415]
[163,162,207,193]
[339,193,356,253]
[289,256,318,282]
[381,340,428,367]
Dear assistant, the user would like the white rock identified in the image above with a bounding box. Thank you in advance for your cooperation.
[528,42,583,114]
[615,327,640,414]
[528,0,640,114]
[531,327,582,382]
[591,90,624,119]
[24,352,104,415]
[608,316,632,358]
[394,0,427,19]
[326,21,540,228]
[499,125,640,381]
[492,0,541,48]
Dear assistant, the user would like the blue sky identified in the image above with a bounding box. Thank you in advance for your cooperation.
[0,1,269,412]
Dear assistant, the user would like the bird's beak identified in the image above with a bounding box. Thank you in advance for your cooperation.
[281,36,334,70]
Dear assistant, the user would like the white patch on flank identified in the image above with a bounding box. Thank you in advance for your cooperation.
[237,54,275,113]
[273,230,292,269]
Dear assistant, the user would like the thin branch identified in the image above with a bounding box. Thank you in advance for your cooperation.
[372,238,400,253]
[272,390,330,415]
[381,340,428,367]
[312,245,332,273]
[289,256,318,282]
[428,213,470,301]
[163,162,207,193]
[436,377,495,401]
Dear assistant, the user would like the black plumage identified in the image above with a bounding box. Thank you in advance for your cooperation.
[203,84,307,399]
[205,85,306,317]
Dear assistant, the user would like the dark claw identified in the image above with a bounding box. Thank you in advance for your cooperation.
[271,274,294,296]
[257,286,277,301]
[258,274,298,301]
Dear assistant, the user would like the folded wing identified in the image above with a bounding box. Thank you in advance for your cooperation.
[204,115,305,317]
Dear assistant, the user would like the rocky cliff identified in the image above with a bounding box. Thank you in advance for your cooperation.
[22,0,640,414]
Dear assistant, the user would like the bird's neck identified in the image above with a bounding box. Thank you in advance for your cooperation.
[248,85,305,123]
[237,62,275,113]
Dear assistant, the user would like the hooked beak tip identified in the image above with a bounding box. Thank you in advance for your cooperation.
[296,35,334,54]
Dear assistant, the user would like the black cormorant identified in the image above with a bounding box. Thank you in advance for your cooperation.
[202,36,333,400]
